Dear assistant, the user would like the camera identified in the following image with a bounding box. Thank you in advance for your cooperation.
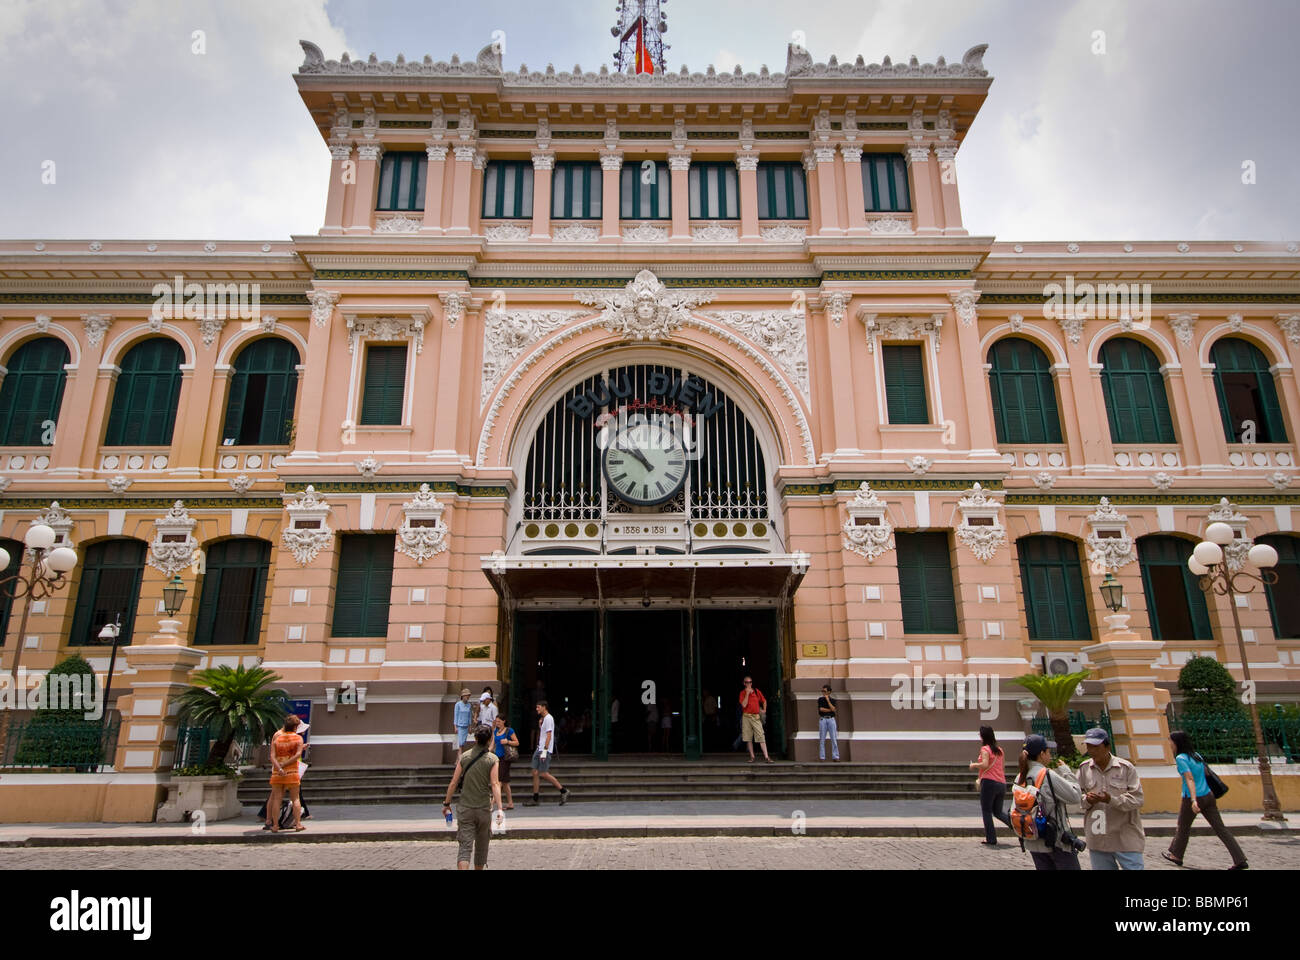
[1060,830,1087,853]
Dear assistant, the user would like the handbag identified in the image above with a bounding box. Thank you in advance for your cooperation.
[1196,752,1229,799]
[504,736,519,762]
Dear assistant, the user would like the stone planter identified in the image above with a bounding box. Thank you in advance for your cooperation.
[156,775,242,823]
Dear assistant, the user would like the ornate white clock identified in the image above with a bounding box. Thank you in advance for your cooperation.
[602,420,688,506]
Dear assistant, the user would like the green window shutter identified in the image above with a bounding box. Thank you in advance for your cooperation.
[883,344,929,424]
[0,338,71,445]
[225,338,300,444]
[222,370,250,443]
[0,538,22,645]
[194,539,271,646]
[1211,338,1287,444]
[332,535,395,637]
[360,345,407,425]
[988,339,1061,445]
[191,565,224,646]
[68,540,146,647]
[1259,535,1300,638]
[1101,338,1175,444]
[897,532,958,633]
[105,339,183,446]
[1138,536,1212,641]
[1018,536,1091,641]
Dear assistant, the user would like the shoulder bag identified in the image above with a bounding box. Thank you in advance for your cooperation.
[1195,751,1229,799]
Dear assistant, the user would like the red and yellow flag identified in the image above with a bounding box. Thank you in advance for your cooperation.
[634,18,653,74]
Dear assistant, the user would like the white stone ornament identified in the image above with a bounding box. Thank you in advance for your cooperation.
[866,216,912,235]
[1267,472,1291,490]
[1167,313,1198,347]
[396,483,450,564]
[702,310,810,400]
[439,292,466,326]
[355,457,381,478]
[576,270,713,343]
[481,308,585,406]
[147,500,199,576]
[691,222,739,242]
[1008,314,1024,333]
[1227,313,1244,333]
[622,222,669,242]
[260,315,278,334]
[34,501,74,545]
[229,474,253,494]
[553,224,599,242]
[1150,472,1175,490]
[954,483,1006,563]
[1207,498,1252,572]
[1274,314,1300,345]
[106,475,132,494]
[1057,315,1085,346]
[374,215,423,234]
[346,315,426,354]
[81,313,113,347]
[484,223,531,242]
[760,225,806,242]
[1033,472,1055,490]
[283,486,333,566]
[949,289,980,326]
[823,291,848,328]
[1085,497,1135,572]
[34,315,50,333]
[906,456,932,475]
[198,315,226,349]
[860,311,943,354]
[841,483,895,562]
[309,290,341,328]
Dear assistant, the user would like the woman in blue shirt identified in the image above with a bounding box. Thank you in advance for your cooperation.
[1162,730,1247,869]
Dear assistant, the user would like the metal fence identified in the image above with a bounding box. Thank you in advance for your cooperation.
[0,715,121,771]
[173,725,259,770]
[1031,710,1113,740]
[1166,706,1300,764]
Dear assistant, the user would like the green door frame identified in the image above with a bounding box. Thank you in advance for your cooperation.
[594,609,609,760]
[682,608,702,759]
[769,605,787,759]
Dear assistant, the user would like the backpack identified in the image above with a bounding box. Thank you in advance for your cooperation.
[1010,767,1050,841]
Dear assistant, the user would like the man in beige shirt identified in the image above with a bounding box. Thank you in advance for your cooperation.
[1077,727,1145,870]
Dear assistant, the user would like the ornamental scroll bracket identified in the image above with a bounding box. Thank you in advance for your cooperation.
[954,483,1006,563]
[283,486,333,566]
[396,483,450,564]
[147,500,199,576]
[575,269,713,342]
[1084,497,1135,573]
[841,482,895,562]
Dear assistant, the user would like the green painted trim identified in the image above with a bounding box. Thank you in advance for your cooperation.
[782,478,1006,497]
[550,130,603,139]
[313,269,469,282]
[0,497,284,509]
[981,293,1300,305]
[1004,493,1300,506]
[282,480,509,497]
[379,120,432,129]
[0,294,307,305]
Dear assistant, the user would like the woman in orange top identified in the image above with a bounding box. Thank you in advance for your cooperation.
[268,715,305,833]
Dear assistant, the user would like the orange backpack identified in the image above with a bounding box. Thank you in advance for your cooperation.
[1010,767,1049,840]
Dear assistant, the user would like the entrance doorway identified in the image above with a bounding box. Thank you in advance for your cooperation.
[508,610,596,755]
[607,610,683,754]
[697,609,782,755]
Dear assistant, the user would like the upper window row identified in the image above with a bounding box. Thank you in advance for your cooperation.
[378,154,911,217]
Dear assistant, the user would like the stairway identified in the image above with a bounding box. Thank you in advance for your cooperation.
[236,757,983,805]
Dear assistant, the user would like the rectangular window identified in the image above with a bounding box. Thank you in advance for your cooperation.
[896,532,959,634]
[376,153,427,211]
[552,162,601,219]
[756,162,808,219]
[359,344,407,426]
[482,160,534,219]
[862,153,911,213]
[882,344,929,424]
[332,534,395,638]
[620,161,670,219]
[688,163,738,219]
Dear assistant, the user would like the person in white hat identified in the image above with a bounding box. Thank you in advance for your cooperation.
[478,688,498,734]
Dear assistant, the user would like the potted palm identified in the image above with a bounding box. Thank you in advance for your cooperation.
[1011,669,1090,762]
[157,664,289,823]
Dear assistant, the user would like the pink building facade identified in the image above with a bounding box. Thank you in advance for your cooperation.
[1,41,1298,766]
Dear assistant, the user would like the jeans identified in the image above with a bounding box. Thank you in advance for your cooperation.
[1168,793,1247,867]
[1030,849,1081,870]
[978,778,1011,843]
[1089,850,1144,870]
[818,716,839,759]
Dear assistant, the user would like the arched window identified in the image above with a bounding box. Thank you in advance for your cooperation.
[1137,536,1212,641]
[988,338,1063,444]
[104,339,184,446]
[1210,338,1286,443]
[68,539,147,646]
[222,339,300,445]
[1099,338,1176,444]
[1017,536,1091,641]
[1258,535,1300,639]
[192,539,271,646]
[0,338,70,446]
[0,538,21,645]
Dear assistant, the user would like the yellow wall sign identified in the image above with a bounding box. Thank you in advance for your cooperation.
[464,645,491,659]
[801,643,828,658]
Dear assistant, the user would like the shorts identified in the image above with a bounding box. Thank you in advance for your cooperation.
[742,713,765,743]
[498,757,512,784]
[530,749,551,773]
[456,806,492,868]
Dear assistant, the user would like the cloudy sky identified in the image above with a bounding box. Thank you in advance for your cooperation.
[2,0,1296,242]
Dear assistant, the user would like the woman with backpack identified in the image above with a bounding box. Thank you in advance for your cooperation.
[970,725,1011,845]
[1011,734,1083,869]
[1162,730,1248,869]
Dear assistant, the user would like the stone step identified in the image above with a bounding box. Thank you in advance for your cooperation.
[237,789,975,805]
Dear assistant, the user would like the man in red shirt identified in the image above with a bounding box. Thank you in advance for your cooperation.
[739,676,773,763]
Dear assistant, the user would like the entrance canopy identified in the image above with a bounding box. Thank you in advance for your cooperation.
[481,552,809,608]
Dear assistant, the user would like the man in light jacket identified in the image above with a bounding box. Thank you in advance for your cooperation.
[1077,727,1145,870]
[1017,734,1083,870]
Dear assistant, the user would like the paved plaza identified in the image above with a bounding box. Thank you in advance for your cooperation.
[2,833,1297,870]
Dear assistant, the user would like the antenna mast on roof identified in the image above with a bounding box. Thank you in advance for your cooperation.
[611,0,668,74]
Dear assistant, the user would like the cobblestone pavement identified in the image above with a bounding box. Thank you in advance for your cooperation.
[3,835,1297,869]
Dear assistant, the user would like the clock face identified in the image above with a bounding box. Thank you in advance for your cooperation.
[603,421,688,506]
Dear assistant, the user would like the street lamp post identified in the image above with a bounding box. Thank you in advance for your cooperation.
[96,614,123,771]
[1187,522,1287,828]
[0,522,79,761]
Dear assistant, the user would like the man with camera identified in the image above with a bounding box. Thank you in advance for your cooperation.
[1014,734,1085,870]
[1077,727,1146,870]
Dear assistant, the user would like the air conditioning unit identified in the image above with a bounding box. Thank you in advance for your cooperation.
[1043,653,1082,676]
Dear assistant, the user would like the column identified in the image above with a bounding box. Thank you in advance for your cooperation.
[295,291,339,455]
[735,152,760,240]
[446,144,477,236]
[812,146,841,235]
[600,151,623,239]
[933,145,967,236]
[530,151,554,240]
[1062,334,1113,470]
[668,150,691,241]
[821,300,858,454]
[345,143,383,234]
[53,320,106,474]
[840,145,868,234]
[322,141,352,236]
[172,359,213,476]
[432,296,467,455]
[951,293,998,455]
[1052,367,1087,469]
[420,143,448,234]
[907,146,941,236]
[106,621,203,822]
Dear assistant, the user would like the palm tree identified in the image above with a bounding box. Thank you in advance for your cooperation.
[1011,670,1090,759]
[174,664,289,768]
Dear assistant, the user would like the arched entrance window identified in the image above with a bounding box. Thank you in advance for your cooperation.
[0,338,70,446]
[1016,536,1091,641]
[0,538,21,645]
[988,338,1062,444]
[68,540,147,646]
[1258,535,1300,639]
[1100,338,1175,444]
[104,339,184,446]
[192,538,272,646]
[222,338,300,445]
[1210,337,1286,443]
[1137,536,1212,641]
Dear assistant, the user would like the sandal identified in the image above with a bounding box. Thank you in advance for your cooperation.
[293,825,306,832]
[1160,851,1183,866]
[747,757,754,763]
